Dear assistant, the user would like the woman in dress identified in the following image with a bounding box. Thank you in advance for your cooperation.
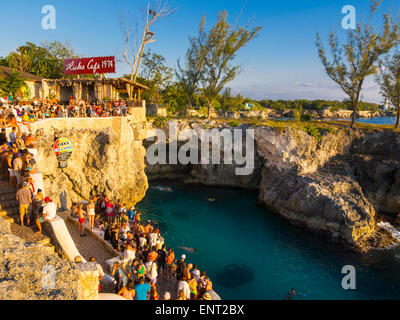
[87,199,96,230]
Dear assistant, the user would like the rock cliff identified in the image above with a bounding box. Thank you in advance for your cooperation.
[34,120,148,209]
[0,216,81,300]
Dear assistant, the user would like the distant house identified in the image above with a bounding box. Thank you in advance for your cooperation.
[0,66,43,99]
[384,98,394,111]
[243,103,253,110]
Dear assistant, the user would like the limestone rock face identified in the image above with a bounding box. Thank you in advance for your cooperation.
[0,216,81,300]
[255,127,376,246]
[144,123,262,190]
[350,131,400,216]
[36,127,148,209]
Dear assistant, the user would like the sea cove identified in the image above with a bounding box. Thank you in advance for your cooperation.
[137,184,400,300]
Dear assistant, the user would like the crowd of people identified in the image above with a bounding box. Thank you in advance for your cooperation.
[0,97,129,130]
[0,126,56,234]
[0,97,217,301]
[70,196,215,301]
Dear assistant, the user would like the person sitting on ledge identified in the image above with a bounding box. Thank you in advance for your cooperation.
[35,197,56,234]
[24,133,38,149]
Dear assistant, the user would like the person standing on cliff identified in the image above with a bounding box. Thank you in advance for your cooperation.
[87,199,96,231]
[16,181,32,227]
[13,153,22,189]
[9,127,17,145]
[89,257,104,292]
[177,275,191,300]
[105,201,114,225]
[176,255,187,281]
[77,203,87,237]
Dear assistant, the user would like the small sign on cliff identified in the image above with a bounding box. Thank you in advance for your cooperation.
[53,137,73,168]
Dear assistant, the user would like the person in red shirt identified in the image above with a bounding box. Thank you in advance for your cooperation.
[106,201,114,225]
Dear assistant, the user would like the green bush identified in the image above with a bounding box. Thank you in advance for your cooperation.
[153,116,170,128]
[304,125,322,142]
[230,120,240,127]
[324,127,335,134]
[301,114,313,122]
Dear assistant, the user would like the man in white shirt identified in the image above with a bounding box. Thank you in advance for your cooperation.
[43,197,57,221]
[89,257,104,292]
[177,276,191,300]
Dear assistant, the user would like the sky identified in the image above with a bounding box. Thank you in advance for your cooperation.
[1,0,399,103]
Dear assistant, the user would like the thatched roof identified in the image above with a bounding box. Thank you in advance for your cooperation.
[45,77,148,90]
[0,66,43,81]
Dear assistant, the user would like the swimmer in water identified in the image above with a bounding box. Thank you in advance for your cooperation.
[156,186,173,192]
[207,198,215,202]
[179,247,196,254]
[286,289,296,300]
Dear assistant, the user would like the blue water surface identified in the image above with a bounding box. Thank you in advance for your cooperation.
[136,184,400,300]
[341,117,397,125]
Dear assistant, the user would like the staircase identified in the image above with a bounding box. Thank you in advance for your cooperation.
[0,177,55,251]
[0,179,19,224]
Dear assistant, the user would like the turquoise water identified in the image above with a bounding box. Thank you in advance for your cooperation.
[339,116,397,125]
[275,116,397,125]
[137,184,400,300]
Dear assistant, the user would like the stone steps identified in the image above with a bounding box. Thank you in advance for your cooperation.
[38,237,51,246]
[0,177,54,249]
[0,193,16,201]
[45,243,55,252]
[0,187,17,195]
[3,216,15,224]
[0,201,19,210]
[1,207,19,217]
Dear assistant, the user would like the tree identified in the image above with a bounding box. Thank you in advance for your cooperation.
[316,0,400,128]
[219,88,245,111]
[0,57,9,67]
[6,45,32,73]
[139,50,174,104]
[6,41,75,79]
[0,70,26,98]
[198,10,261,119]
[175,16,207,117]
[120,0,175,99]
[163,81,189,115]
[376,52,400,128]
[41,40,76,77]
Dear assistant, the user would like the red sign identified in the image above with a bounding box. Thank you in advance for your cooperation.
[64,56,116,75]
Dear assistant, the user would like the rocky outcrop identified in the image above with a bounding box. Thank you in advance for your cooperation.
[144,122,262,190]
[350,132,400,216]
[0,216,81,300]
[34,122,148,209]
[254,127,376,247]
